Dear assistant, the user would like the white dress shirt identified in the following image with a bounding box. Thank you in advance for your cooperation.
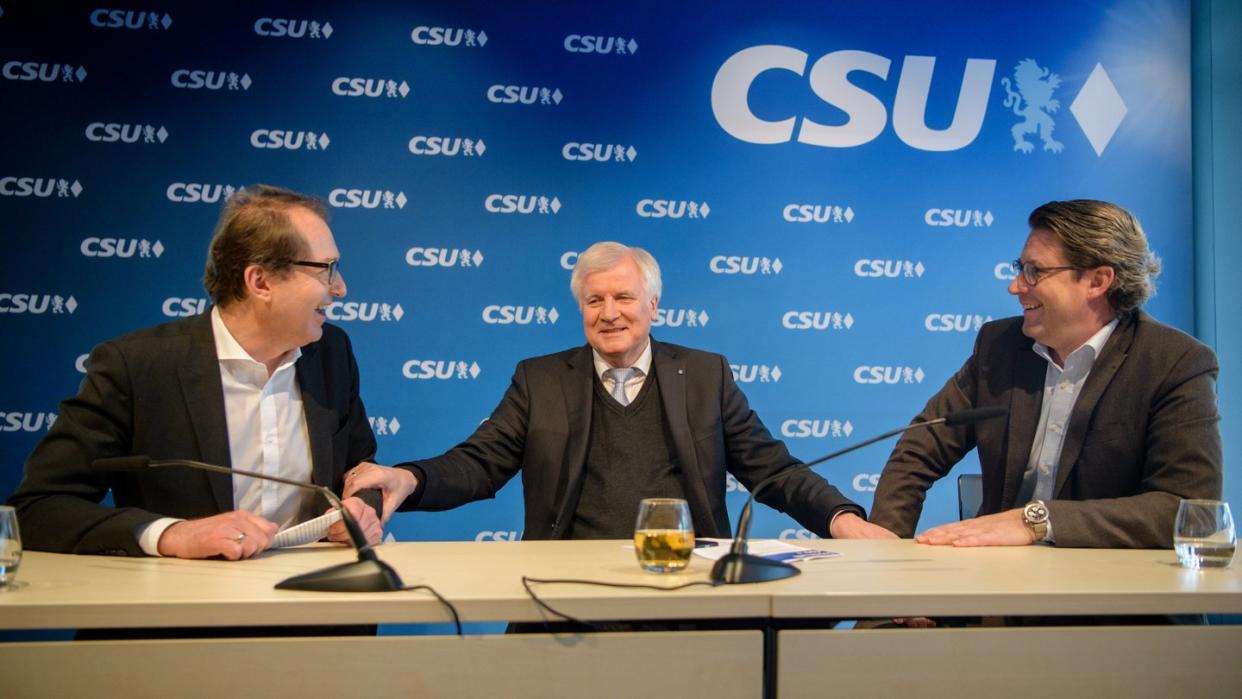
[593,340,653,402]
[136,307,314,555]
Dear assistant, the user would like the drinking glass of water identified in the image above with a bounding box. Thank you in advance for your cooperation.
[634,498,694,573]
[1174,499,1235,569]
[0,505,21,589]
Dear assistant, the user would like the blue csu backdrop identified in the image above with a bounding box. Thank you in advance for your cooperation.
[0,1,1199,543]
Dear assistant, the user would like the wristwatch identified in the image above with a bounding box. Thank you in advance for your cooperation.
[1022,500,1049,542]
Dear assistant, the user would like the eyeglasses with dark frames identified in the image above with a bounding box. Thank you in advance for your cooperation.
[290,259,340,286]
[1010,259,1076,286]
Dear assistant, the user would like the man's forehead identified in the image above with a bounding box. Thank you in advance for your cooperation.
[1021,228,1066,260]
[582,260,643,291]
[289,207,337,254]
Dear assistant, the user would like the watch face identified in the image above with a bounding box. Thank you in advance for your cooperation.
[1025,502,1048,523]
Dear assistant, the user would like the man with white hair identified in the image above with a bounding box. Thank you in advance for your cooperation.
[346,241,894,541]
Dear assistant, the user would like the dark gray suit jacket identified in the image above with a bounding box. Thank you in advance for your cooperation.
[7,313,377,556]
[870,311,1222,548]
[400,340,863,539]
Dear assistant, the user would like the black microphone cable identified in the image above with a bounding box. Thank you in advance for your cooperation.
[520,575,714,631]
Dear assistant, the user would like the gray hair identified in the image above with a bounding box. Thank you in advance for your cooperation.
[570,241,662,302]
[1028,199,1161,315]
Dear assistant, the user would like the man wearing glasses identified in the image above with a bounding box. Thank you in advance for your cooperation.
[870,199,1222,548]
[8,184,384,560]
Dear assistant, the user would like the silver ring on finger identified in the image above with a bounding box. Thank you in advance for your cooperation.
[235,531,247,542]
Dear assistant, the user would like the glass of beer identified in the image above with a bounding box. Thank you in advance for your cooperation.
[634,498,694,573]
[1174,499,1235,568]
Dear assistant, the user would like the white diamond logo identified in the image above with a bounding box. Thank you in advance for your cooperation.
[318,133,330,150]
[70,180,83,197]
[626,145,637,161]
[474,139,486,156]
[398,81,410,98]
[770,366,782,382]
[152,240,164,258]
[699,202,711,218]
[65,296,78,313]
[321,22,333,39]
[627,39,638,54]
[551,88,563,104]
[984,211,994,226]
[914,261,925,277]
[547,308,559,324]
[161,14,172,30]
[75,66,87,82]
[472,250,485,266]
[843,313,855,329]
[476,31,488,46]
[844,207,855,223]
[156,126,168,143]
[771,258,783,274]
[388,418,401,434]
[395,192,407,209]
[698,310,710,326]
[1070,64,1127,156]
[240,73,252,90]
[914,368,926,383]
[391,304,404,321]
[549,197,561,214]
[843,420,854,437]
[469,362,481,379]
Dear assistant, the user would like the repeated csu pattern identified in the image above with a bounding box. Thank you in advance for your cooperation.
[0,1,1195,542]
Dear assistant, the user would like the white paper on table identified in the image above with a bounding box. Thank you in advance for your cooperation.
[271,509,342,549]
[691,538,841,563]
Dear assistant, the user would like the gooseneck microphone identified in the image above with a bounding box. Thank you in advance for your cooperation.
[91,455,403,592]
[710,406,1008,585]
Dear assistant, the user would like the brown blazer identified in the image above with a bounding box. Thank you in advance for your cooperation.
[870,311,1222,548]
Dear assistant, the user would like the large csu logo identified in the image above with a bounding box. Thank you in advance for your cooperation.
[711,47,1127,156]
[712,46,995,150]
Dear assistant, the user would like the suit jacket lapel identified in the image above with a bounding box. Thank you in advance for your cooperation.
[179,312,234,512]
[1000,342,1045,509]
[551,346,595,536]
[652,341,714,532]
[1052,314,1135,498]
[296,340,336,489]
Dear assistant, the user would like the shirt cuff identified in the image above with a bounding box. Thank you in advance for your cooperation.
[827,506,866,537]
[136,517,184,557]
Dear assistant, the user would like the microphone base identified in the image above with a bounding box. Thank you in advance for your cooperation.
[709,552,801,585]
[275,558,404,593]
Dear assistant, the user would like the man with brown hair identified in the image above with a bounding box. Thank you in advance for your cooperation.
[870,199,1222,548]
[8,184,383,559]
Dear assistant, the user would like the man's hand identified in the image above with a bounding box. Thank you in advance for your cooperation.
[343,461,418,525]
[326,496,383,546]
[915,508,1037,547]
[830,512,899,539]
[157,510,278,560]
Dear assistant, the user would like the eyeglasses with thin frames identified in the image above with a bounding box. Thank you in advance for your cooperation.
[1010,259,1076,286]
[290,259,340,286]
